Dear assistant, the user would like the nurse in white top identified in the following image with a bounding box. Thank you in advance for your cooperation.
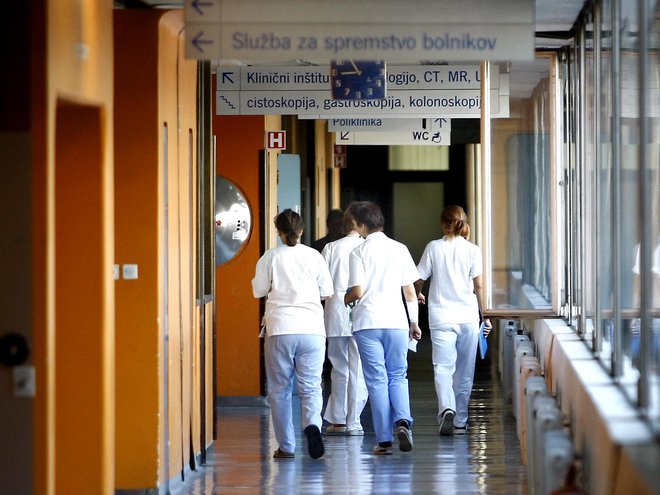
[321,210,368,436]
[344,201,421,455]
[415,205,492,436]
[252,209,333,460]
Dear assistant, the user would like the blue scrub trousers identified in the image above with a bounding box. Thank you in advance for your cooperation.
[264,334,325,453]
[354,328,413,443]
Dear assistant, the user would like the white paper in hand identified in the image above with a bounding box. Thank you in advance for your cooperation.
[408,338,418,352]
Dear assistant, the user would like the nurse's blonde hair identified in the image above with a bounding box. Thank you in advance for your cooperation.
[441,205,470,240]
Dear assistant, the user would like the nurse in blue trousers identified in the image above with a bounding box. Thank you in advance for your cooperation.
[344,201,422,455]
[252,209,334,459]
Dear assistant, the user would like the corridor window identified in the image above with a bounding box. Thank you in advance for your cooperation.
[483,55,557,314]
[560,0,660,432]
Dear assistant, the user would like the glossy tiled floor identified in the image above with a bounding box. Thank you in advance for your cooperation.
[173,335,527,494]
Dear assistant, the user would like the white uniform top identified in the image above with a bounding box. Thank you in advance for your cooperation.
[348,231,420,332]
[632,242,660,275]
[322,232,365,337]
[417,235,483,326]
[252,243,333,337]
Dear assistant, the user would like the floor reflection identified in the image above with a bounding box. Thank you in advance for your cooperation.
[172,334,527,494]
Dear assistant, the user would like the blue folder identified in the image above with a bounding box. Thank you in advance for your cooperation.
[478,322,488,359]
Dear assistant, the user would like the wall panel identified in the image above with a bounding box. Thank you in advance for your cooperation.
[213,114,264,396]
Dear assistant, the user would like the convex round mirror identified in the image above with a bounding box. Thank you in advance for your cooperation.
[215,176,252,266]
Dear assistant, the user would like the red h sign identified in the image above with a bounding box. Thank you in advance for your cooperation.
[266,131,286,150]
[333,144,347,168]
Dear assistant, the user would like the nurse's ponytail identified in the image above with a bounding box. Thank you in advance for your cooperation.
[441,205,470,240]
[275,209,304,246]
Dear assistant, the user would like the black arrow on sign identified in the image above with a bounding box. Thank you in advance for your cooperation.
[221,72,235,84]
[340,132,350,141]
[192,31,214,53]
[191,0,214,16]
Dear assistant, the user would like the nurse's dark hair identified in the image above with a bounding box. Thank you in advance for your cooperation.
[347,201,385,232]
[274,209,304,246]
[441,205,470,239]
[342,208,356,233]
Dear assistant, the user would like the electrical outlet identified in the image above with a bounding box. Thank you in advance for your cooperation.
[122,264,138,280]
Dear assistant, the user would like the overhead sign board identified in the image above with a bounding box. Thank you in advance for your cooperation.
[336,129,451,146]
[328,117,450,133]
[215,64,509,117]
[217,65,501,91]
[216,89,505,118]
[185,0,534,61]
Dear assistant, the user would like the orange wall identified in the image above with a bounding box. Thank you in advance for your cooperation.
[114,9,201,489]
[32,1,116,493]
[214,112,264,396]
[113,9,161,489]
[54,103,109,495]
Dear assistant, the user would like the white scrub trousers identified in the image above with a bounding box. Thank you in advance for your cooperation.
[265,334,325,453]
[324,336,368,431]
[430,323,479,428]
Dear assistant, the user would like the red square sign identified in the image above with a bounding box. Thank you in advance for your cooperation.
[266,130,286,150]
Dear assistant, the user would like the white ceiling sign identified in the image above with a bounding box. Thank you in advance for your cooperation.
[216,90,502,117]
[185,0,534,61]
[217,65,501,91]
[335,129,451,146]
[328,117,450,133]
[215,64,509,117]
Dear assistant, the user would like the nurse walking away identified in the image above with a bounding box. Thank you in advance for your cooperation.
[321,209,368,436]
[415,205,492,436]
[252,209,334,459]
[344,201,421,455]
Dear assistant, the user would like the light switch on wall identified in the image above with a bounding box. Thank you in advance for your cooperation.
[13,365,36,398]
[122,264,138,280]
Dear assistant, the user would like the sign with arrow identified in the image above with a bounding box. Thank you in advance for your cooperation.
[185,0,221,21]
[184,0,534,61]
[215,65,500,91]
[328,117,450,133]
[215,89,502,117]
[335,127,451,146]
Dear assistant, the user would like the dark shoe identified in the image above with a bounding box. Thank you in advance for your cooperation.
[396,421,413,452]
[273,448,295,459]
[439,409,455,436]
[453,424,469,435]
[304,425,325,459]
[373,441,393,455]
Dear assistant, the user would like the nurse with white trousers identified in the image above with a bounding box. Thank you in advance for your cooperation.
[252,209,334,459]
[415,205,492,435]
[321,210,368,436]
